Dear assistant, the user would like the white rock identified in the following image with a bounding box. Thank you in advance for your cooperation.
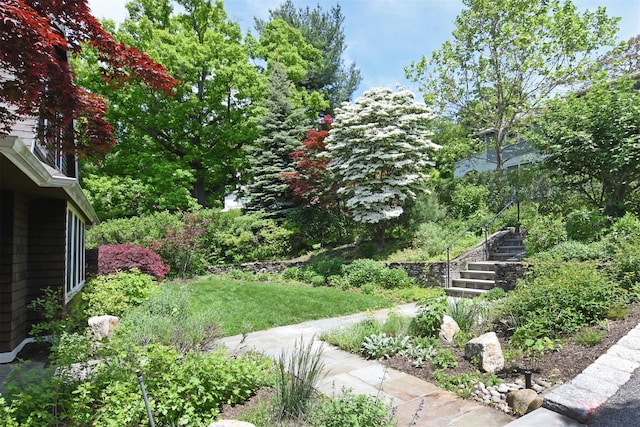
[439,315,460,343]
[88,315,120,341]
[464,332,505,374]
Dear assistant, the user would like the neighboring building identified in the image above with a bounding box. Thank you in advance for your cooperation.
[0,103,99,362]
[454,130,545,178]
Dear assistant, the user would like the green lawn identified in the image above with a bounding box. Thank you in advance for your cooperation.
[175,277,393,336]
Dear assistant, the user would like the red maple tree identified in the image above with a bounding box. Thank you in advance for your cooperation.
[0,0,178,158]
[281,114,336,207]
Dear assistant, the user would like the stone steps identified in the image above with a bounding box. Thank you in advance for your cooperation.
[445,233,525,298]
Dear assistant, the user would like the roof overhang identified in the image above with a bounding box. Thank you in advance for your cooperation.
[0,136,99,225]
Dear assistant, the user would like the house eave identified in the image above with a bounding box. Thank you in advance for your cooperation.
[0,135,99,224]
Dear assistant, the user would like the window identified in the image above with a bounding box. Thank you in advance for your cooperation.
[65,205,86,302]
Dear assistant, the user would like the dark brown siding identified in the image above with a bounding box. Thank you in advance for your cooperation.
[0,193,66,353]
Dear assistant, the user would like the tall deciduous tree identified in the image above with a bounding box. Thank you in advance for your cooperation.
[257,0,362,112]
[242,64,309,217]
[406,0,619,169]
[0,0,176,158]
[326,88,440,244]
[532,75,640,217]
[76,0,263,208]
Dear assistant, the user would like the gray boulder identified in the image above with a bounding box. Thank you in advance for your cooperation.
[88,315,120,341]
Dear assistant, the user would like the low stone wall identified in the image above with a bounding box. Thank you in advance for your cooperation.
[207,228,523,290]
[494,262,529,291]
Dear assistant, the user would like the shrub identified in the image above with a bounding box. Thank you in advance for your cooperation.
[307,388,396,427]
[150,211,211,278]
[412,222,449,258]
[450,183,489,219]
[538,240,607,261]
[81,270,159,318]
[447,299,479,333]
[522,213,567,255]
[307,256,345,278]
[498,262,622,338]
[411,288,448,338]
[565,208,608,242]
[87,211,182,249]
[340,259,412,289]
[432,348,458,370]
[282,267,303,281]
[98,243,169,280]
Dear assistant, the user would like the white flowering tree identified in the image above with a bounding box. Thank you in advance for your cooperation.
[326,87,440,244]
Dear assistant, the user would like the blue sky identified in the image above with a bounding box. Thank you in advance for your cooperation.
[88,0,640,99]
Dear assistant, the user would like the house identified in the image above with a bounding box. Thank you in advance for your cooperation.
[0,111,99,362]
[454,130,545,178]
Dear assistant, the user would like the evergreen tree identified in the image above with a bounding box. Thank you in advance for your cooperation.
[242,64,309,217]
[257,0,362,112]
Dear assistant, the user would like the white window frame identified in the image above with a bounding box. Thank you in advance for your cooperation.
[65,204,86,303]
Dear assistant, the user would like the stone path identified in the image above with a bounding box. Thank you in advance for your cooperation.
[216,303,515,426]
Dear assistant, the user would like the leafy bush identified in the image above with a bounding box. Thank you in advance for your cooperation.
[2,343,272,426]
[447,299,479,333]
[412,222,450,258]
[522,213,567,255]
[537,240,607,261]
[450,183,489,219]
[474,287,505,302]
[432,348,458,370]
[150,211,211,277]
[575,329,605,347]
[360,333,410,360]
[81,270,159,318]
[282,267,303,281]
[87,211,182,249]
[307,256,346,278]
[307,388,396,427]
[340,259,412,289]
[98,243,169,280]
[498,263,623,338]
[204,211,293,264]
[565,208,608,242]
[411,289,448,338]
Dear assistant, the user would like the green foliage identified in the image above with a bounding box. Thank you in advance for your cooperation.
[403,337,438,368]
[241,62,310,217]
[360,333,410,360]
[80,270,158,318]
[321,318,383,353]
[565,208,609,242]
[3,343,272,426]
[119,286,220,352]
[411,289,448,337]
[536,240,608,262]
[449,183,489,219]
[205,211,294,264]
[432,370,480,396]
[606,306,628,320]
[575,329,605,347]
[432,349,458,370]
[509,330,560,370]
[307,388,396,427]
[272,338,325,423]
[82,174,152,220]
[522,213,567,255]
[447,299,479,333]
[340,259,413,290]
[28,287,66,341]
[498,263,622,338]
[474,287,505,302]
[87,210,182,249]
[533,75,640,217]
[307,256,346,278]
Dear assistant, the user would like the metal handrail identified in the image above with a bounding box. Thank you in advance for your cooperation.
[444,200,519,288]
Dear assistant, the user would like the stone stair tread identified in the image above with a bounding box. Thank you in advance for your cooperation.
[461,270,495,278]
[445,287,487,297]
[452,278,495,285]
